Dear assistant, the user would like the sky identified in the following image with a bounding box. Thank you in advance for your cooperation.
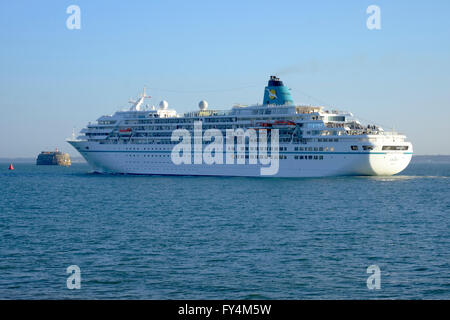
[0,0,449,157]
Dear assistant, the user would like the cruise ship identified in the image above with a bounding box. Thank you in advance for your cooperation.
[67,76,413,177]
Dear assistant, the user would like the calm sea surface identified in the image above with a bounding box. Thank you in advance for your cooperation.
[0,157,449,299]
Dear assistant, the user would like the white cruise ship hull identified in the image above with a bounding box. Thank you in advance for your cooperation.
[68,140,413,177]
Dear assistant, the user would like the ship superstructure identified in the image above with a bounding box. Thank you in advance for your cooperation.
[67,76,412,177]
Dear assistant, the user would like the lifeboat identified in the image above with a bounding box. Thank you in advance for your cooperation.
[273,120,297,126]
[119,128,132,135]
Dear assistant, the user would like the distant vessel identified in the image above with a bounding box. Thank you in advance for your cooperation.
[36,149,71,166]
[68,76,413,177]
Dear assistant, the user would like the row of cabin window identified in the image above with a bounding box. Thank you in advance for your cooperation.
[123,145,333,152]
[127,154,170,157]
[233,146,288,151]
[295,146,334,152]
[126,153,324,161]
[351,145,375,151]
[318,138,339,142]
[125,147,170,150]
[232,155,288,160]
[294,155,324,160]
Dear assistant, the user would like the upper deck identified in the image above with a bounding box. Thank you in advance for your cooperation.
[75,76,406,143]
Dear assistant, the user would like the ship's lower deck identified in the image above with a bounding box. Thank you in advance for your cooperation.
[68,140,413,177]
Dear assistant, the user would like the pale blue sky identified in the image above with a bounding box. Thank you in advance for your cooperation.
[0,0,449,157]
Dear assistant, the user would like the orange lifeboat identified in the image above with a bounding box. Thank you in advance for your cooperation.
[119,128,132,135]
[273,120,297,126]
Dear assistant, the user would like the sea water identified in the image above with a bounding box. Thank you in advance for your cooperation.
[0,157,448,299]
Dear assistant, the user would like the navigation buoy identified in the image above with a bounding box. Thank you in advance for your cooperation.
[8,163,14,170]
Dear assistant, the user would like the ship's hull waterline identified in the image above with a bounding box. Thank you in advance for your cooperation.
[68,141,412,177]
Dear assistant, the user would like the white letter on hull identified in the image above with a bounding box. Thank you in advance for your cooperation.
[225,129,236,165]
[194,121,203,164]
[203,129,224,165]
[171,129,192,165]
[260,129,279,176]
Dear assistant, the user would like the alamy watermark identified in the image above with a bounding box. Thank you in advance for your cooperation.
[366,265,381,290]
[366,5,381,30]
[66,5,81,30]
[170,121,280,176]
[66,265,81,289]
[64,5,381,31]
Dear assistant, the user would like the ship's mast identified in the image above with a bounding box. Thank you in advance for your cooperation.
[129,87,151,111]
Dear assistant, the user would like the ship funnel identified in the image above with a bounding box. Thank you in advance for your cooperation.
[263,75,294,106]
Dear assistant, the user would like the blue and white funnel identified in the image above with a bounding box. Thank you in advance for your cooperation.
[263,76,294,105]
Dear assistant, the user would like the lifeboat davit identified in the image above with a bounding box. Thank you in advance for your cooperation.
[8,163,14,170]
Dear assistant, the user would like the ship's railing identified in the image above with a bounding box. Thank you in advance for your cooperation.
[344,130,401,136]
[183,110,232,117]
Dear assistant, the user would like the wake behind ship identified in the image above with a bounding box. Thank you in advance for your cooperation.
[67,76,413,177]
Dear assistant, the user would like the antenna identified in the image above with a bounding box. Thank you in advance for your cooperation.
[143,85,151,99]
[129,86,151,111]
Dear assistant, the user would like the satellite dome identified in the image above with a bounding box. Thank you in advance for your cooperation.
[199,100,208,111]
[159,100,168,110]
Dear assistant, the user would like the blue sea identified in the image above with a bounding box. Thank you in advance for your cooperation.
[0,156,449,299]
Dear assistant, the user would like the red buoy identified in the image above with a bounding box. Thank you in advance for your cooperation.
[8,163,14,170]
